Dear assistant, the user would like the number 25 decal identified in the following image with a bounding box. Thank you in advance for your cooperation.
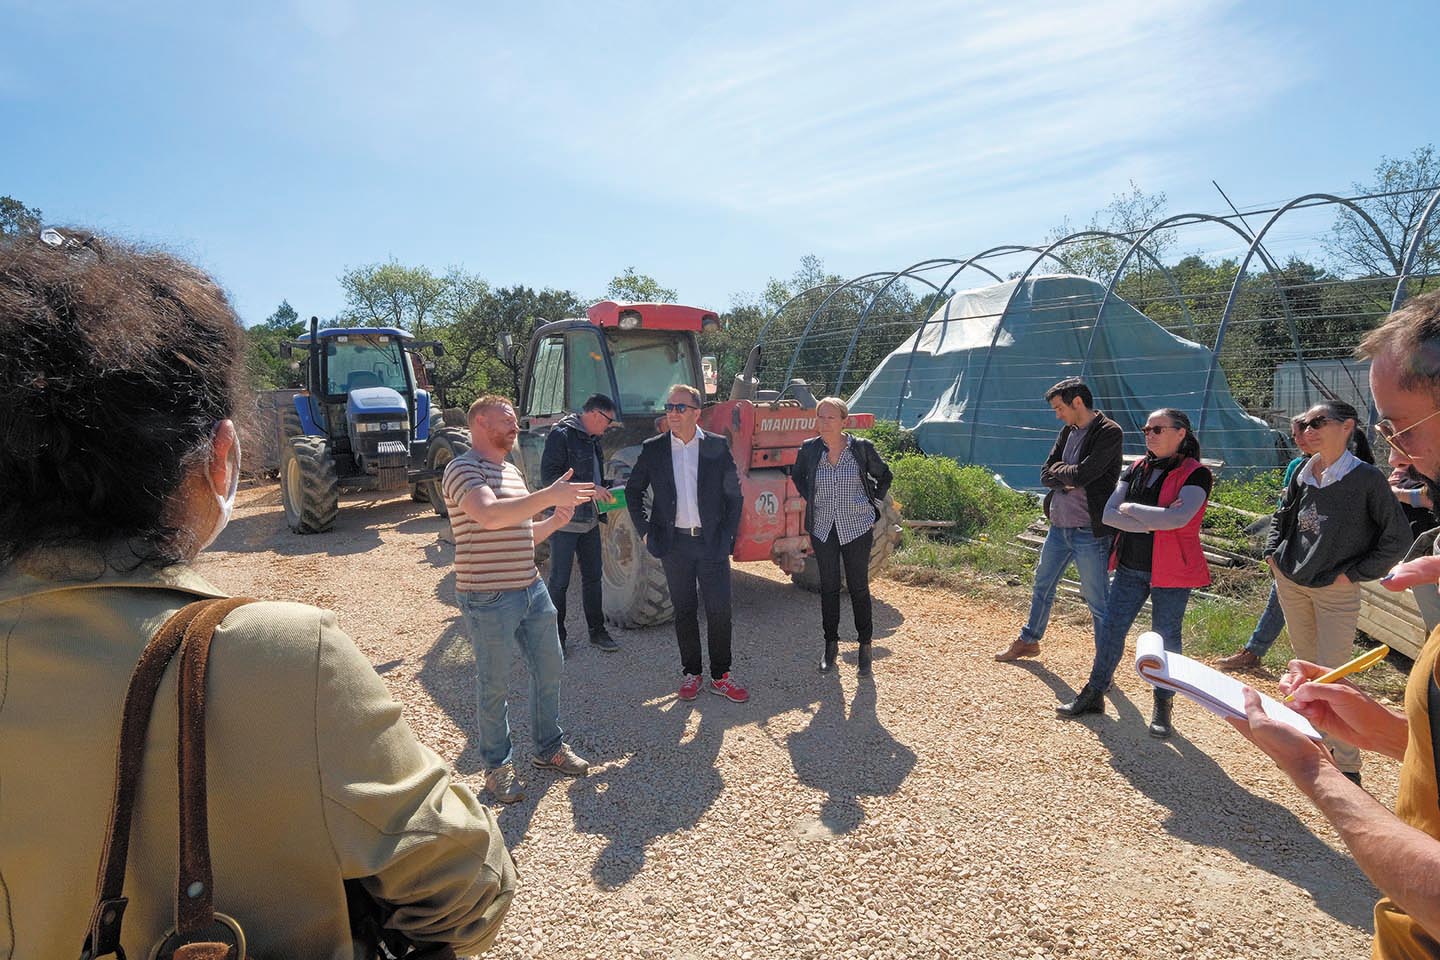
[755,491,779,517]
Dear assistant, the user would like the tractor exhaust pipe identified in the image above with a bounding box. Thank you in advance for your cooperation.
[729,344,762,402]
[309,315,322,398]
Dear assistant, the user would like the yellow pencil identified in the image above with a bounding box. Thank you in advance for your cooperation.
[1283,645,1390,702]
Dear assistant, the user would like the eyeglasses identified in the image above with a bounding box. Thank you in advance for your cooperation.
[594,411,616,425]
[663,402,695,413]
[1141,425,1177,436]
[1294,415,1335,432]
[1376,407,1440,458]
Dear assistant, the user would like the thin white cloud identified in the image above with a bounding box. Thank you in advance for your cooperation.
[502,0,1302,247]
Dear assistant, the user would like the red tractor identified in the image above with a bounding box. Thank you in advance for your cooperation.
[484,301,902,627]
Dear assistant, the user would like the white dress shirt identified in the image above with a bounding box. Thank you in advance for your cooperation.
[671,427,704,528]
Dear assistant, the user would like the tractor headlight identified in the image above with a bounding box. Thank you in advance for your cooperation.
[356,420,408,433]
[617,311,641,330]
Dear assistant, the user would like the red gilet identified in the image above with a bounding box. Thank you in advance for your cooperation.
[1109,456,1211,589]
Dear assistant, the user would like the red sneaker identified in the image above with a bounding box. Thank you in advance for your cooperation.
[709,673,749,703]
[678,673,703,701]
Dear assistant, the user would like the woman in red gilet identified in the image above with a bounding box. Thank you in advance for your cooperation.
[1057,408,1211,738]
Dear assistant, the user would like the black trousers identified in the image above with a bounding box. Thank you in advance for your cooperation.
[660,533,733,679]
[546,525,604,645]
[810,526,874,645]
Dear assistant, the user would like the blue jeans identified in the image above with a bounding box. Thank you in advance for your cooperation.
[456,579,565,770]
[1243,581,1286,657]
[547,525,604,647]
[1021,525,1112,647]
[1089,564,1192,699]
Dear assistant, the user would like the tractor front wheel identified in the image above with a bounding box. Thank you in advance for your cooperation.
[280,435,339,533]
[599,450,673,628]
[426,427,472,517]
[790,494,903,593]
[600,509,673,628]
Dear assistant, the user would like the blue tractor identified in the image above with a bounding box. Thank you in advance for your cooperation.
[277,316,471,532]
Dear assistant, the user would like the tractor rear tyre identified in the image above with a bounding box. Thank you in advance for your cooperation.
[425,427,472,517]
[599,450,673,628]
[274,405,303,477]
[791,494,903,593]
[280,435,339,533]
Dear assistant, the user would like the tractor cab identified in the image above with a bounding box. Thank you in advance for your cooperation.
[507,301,720,478]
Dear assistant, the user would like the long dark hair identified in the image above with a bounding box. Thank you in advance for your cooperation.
[0,229,244,567]
[1316,399,1375,465]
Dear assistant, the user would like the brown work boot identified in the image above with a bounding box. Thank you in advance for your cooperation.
[1215,649,1262,672]
[995,638,1040,662]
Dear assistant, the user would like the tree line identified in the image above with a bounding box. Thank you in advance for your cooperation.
[5,145,1436,418]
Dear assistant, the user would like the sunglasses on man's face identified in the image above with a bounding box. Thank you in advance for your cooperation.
[663,402,695,413]
[1141,425,1177,436]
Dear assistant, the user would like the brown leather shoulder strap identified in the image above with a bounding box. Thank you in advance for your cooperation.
[173,597,255,936]
[82,599,222,960]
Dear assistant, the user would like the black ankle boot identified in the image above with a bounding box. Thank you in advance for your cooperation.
[820,640,838,673]
[1148,692,1173,739]
[857,643,873,678]
[1056,683,1105,718]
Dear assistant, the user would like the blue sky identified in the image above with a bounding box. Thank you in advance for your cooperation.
[3,0,1434,325]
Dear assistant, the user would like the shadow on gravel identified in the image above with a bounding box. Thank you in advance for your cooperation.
[411,556,917,878]
[219,490,441,559]
[565,565,915,888]
[1017,660,1377,931]
[785,673,916,835]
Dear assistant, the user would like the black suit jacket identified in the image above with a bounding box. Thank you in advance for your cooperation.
[625,430,743,559]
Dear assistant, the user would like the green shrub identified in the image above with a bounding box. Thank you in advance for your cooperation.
[890,456,1040,539]
[856,420,922,461]
[1203,468,1286,549]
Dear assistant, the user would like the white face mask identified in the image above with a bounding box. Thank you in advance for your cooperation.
[196,439,240,553]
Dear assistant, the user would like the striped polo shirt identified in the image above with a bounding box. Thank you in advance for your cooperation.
[441,450,540,593]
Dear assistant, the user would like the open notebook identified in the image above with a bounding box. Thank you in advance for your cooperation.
[1134,632,1322,740]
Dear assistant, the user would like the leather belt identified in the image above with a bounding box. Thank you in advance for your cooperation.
[674,525,703,537]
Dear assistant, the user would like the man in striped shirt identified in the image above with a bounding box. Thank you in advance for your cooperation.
[442,395,597,804]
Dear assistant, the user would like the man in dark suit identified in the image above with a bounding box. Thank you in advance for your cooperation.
[625,383,748,703]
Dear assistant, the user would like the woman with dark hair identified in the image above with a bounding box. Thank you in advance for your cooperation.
[1264,399,1410,785]
[1218,412,1321,671]
[1058,408,1212,738]
[0,230,514,957]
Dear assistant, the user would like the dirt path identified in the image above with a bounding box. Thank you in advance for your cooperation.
[199,483,1393,959]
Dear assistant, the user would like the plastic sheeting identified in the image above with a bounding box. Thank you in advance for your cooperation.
[846,274,1285,490]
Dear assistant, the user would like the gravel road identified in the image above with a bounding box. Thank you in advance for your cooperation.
[199,483,1392,959]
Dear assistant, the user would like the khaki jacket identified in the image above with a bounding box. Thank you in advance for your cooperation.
[0,546,515,959]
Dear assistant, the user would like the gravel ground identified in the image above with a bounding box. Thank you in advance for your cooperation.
[200,483,1394,959]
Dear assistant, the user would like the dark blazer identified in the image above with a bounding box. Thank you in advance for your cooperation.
[625,429,743,559]
[1039,410,1123,538]
[790,435,893,536]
